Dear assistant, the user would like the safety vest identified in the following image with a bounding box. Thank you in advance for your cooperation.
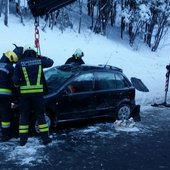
[20,60,44,94]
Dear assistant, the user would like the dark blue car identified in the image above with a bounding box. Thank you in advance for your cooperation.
[43,64,140,128]
[10,64,141,135]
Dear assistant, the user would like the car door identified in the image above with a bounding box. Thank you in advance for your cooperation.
[94,71,131,116]
[57,73,96,121]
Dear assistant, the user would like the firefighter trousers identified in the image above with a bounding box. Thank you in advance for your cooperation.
[19,94,50,145]
[0,97,12,141]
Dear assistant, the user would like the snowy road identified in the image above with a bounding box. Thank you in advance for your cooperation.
[0,106,170,170]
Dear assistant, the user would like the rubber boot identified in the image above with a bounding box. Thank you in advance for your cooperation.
[1,128,11,142]
[19,133,28,146]
[40,132,52,145]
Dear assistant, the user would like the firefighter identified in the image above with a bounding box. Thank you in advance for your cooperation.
[0,51,18,141]
[65,48,85,65]
[12,44,54,146]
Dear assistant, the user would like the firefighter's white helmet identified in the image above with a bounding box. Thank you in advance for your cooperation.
[23,44,35,53]
[74,48,84,58]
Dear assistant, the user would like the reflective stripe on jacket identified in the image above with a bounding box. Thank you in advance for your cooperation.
[1,121,11,128]
[0,55,14,97]
[0,88,12,95]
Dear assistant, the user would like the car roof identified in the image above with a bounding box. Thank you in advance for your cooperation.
[57,64,123,73]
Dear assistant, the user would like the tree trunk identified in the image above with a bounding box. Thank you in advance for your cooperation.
[93,0,112,35]
[146,23,155,47]
[129,22,134,45]
[110,1,116,26]
[121,17,125,39]
[0,0,4,17]
[16,0,24,25]
[145,10,157,47]
[4,0,9,26]
[151,16,167,52]
[78,0,82,34]
[60,9,64,33]
[129,21,145,47]
[87,0,91,16]
[87,0,96,29]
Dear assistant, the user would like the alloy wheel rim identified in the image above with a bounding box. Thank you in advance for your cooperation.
[118,105,130,120]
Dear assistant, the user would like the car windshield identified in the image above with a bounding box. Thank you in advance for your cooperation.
[44,66,73,92]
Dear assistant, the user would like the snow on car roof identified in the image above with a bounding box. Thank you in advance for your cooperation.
[57,64,123,72]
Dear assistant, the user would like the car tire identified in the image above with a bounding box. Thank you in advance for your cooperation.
[116,104,131,120]
[35,114,51,134]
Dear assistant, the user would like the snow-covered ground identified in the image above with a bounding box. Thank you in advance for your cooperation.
[0,106,169,167]
[1,15,170,106]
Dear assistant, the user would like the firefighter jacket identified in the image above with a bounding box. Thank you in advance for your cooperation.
[65,55,85,65]
[0,55,14,97]
[12,51,54,95]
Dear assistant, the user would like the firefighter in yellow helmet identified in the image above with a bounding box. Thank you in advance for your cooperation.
[0,51,18,142]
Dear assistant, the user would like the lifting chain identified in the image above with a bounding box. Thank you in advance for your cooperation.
[34,17,41,55]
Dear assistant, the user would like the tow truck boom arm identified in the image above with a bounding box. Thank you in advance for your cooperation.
[27,0,76,17]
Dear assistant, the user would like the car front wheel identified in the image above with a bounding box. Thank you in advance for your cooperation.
[116,104,131,120]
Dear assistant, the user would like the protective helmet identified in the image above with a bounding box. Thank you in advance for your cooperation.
[5,51,18,63]
[23,44,35,53]
[74,48,84,58]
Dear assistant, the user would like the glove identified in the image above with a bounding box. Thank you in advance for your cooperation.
[13,44,23,60]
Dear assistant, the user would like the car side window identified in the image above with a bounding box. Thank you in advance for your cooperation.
[95,72,128,90]
[114,73,129,88]
[66,73,94,93]
[95,72,116,90]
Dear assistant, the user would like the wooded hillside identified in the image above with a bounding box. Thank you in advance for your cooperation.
[1,0,170,51]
